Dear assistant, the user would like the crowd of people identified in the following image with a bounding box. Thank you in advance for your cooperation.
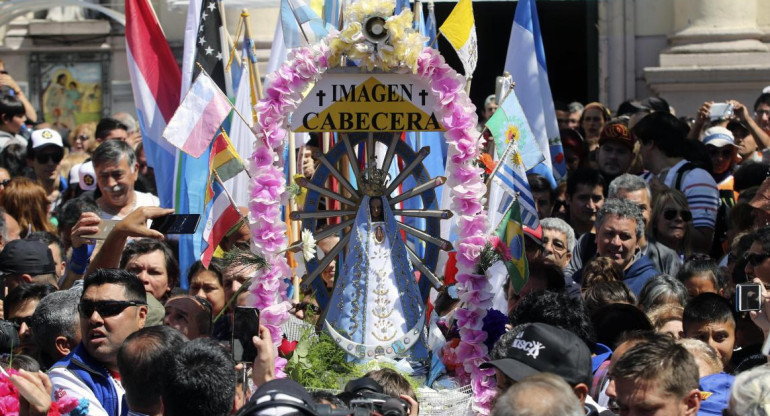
[3,51,770,416]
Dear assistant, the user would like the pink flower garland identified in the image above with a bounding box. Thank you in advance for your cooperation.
[250,39,495,411]
[248,41,331,378]
[417,47,496,414]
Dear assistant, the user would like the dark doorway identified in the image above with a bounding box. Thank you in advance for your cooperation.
[429,0,598,118]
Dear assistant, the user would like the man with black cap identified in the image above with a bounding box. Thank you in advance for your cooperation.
[482,322,613,416]
[0,239,58,291]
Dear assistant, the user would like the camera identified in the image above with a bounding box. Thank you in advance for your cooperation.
[315,377,409,416]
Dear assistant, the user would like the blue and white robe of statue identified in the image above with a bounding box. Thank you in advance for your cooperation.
[325,195,428,361]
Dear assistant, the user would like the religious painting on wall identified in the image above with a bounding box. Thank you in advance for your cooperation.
[29,52,111,131]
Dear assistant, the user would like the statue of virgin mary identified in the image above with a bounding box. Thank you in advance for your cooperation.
[324,168,427,361]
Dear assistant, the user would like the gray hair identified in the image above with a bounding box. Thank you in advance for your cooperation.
[637,274,688,312]
[677,338,722,376]
[112,112,139,134]
[92,139,137,170]
[596,198,645,239]
[540,217,576,251]
[608,174,651,202]
[30,287,82,358]
[492,373,584,416]
[730,365,770,416]
[568,101,584,114]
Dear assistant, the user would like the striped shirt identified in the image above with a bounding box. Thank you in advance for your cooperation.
[661,160,719,230]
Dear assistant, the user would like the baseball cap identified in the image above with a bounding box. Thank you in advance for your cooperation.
[30,128,64,151]
[481,322,592,387]
[78,161,97,191]
[702,126,736,148]
[68,163,82,187]
[241,378,318,416]
[0,239,56,276]
[599,122,635,151]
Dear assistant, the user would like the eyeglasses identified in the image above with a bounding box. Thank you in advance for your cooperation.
[0,179,9,187]
[663,209,692,221]
[8,316,32,330]
[75,135,90,142]
[78,300,147,318]
[745,252,770,267]
[755,110,770,117]
[34,151,64,164]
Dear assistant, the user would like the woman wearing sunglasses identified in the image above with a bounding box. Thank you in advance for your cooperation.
[649,189,693,261]
[68,122,97,155]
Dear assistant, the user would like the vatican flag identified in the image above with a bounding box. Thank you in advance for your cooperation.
[439,0,477,77]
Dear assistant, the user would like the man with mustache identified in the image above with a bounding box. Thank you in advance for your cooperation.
[49,269,148,416]
[93,140,159,220]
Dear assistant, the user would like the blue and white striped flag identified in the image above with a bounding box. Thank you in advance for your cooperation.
[504,0,565,187]
[322,0,342,29]
[281,0,328,48]
[395,0,410,14]
[487,140,540,233]
[425,2,437,47]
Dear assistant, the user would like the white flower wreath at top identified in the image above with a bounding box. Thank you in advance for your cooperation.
[329,0,428,72]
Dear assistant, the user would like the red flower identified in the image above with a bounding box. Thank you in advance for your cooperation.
[278,338,298,358]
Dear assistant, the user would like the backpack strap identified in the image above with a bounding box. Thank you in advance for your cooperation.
[674,162,696,191]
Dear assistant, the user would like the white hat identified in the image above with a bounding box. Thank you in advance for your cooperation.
[78,161,97,191]
[68,163,82,185]
[702,126,736,148]
[30,128,63,150]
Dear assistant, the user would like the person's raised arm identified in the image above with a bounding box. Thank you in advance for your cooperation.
[0,73,37,123]
[84,206,173,275]
[728,99,770,150]
[686,101,712,141]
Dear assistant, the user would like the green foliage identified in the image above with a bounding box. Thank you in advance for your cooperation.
[477,242,500,273]
[285,329,357,389]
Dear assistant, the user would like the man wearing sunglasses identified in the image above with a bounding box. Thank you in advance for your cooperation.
[27,128,68,212]
[49,269,148,416]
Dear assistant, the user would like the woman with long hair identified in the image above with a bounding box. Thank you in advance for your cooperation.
[1,177,55,237]
[68,122,97,155]
[649,188,693,260]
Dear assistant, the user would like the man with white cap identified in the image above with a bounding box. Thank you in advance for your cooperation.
[27,128,68,212]
[703,126,738,258]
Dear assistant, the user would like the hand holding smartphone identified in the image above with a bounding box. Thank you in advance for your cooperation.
[232,307,260,363]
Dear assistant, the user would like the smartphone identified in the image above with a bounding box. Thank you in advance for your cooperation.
[82,219,120,240]
[150,214,200,234]
[232,306,260,362]
[736,283,762,312]
[710,102,734,120]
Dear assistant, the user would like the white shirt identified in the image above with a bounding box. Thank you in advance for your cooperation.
[50,366,125,416]
[99,190,160,221]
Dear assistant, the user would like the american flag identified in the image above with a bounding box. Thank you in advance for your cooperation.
[193,0,228,93]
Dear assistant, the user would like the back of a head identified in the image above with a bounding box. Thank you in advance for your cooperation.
[730,365,770,416]
[57,198,99,230]
[682,293,734,329]
[637,274,689,312]
[510,290,596,347]
[0,95,25,120]
[591,303,652,350]
[678,338,723,377]
[492,372,584,416]
[83,269,146,303]
[30,287,81,364]
[583,281,636,314]
[118,325,187,413]
[163,337,235,416]
[631,111,686,158]
[608,173,649,199]
[363,368,416,401]
[609,335,699,399]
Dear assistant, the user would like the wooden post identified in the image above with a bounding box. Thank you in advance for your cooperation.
[241,9,265,102]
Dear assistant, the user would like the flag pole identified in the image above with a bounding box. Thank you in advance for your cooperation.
[212,170,247,219]
[241,9,265,102]
[287,0,312,45]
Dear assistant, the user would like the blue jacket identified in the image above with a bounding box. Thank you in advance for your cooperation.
[50,344,126,416]
[622,254,658,295]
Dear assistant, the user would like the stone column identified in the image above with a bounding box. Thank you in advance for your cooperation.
[644,0,770,116]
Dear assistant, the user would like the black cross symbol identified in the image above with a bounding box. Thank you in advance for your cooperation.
[317,90,326,106]
[419,89,428,106]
